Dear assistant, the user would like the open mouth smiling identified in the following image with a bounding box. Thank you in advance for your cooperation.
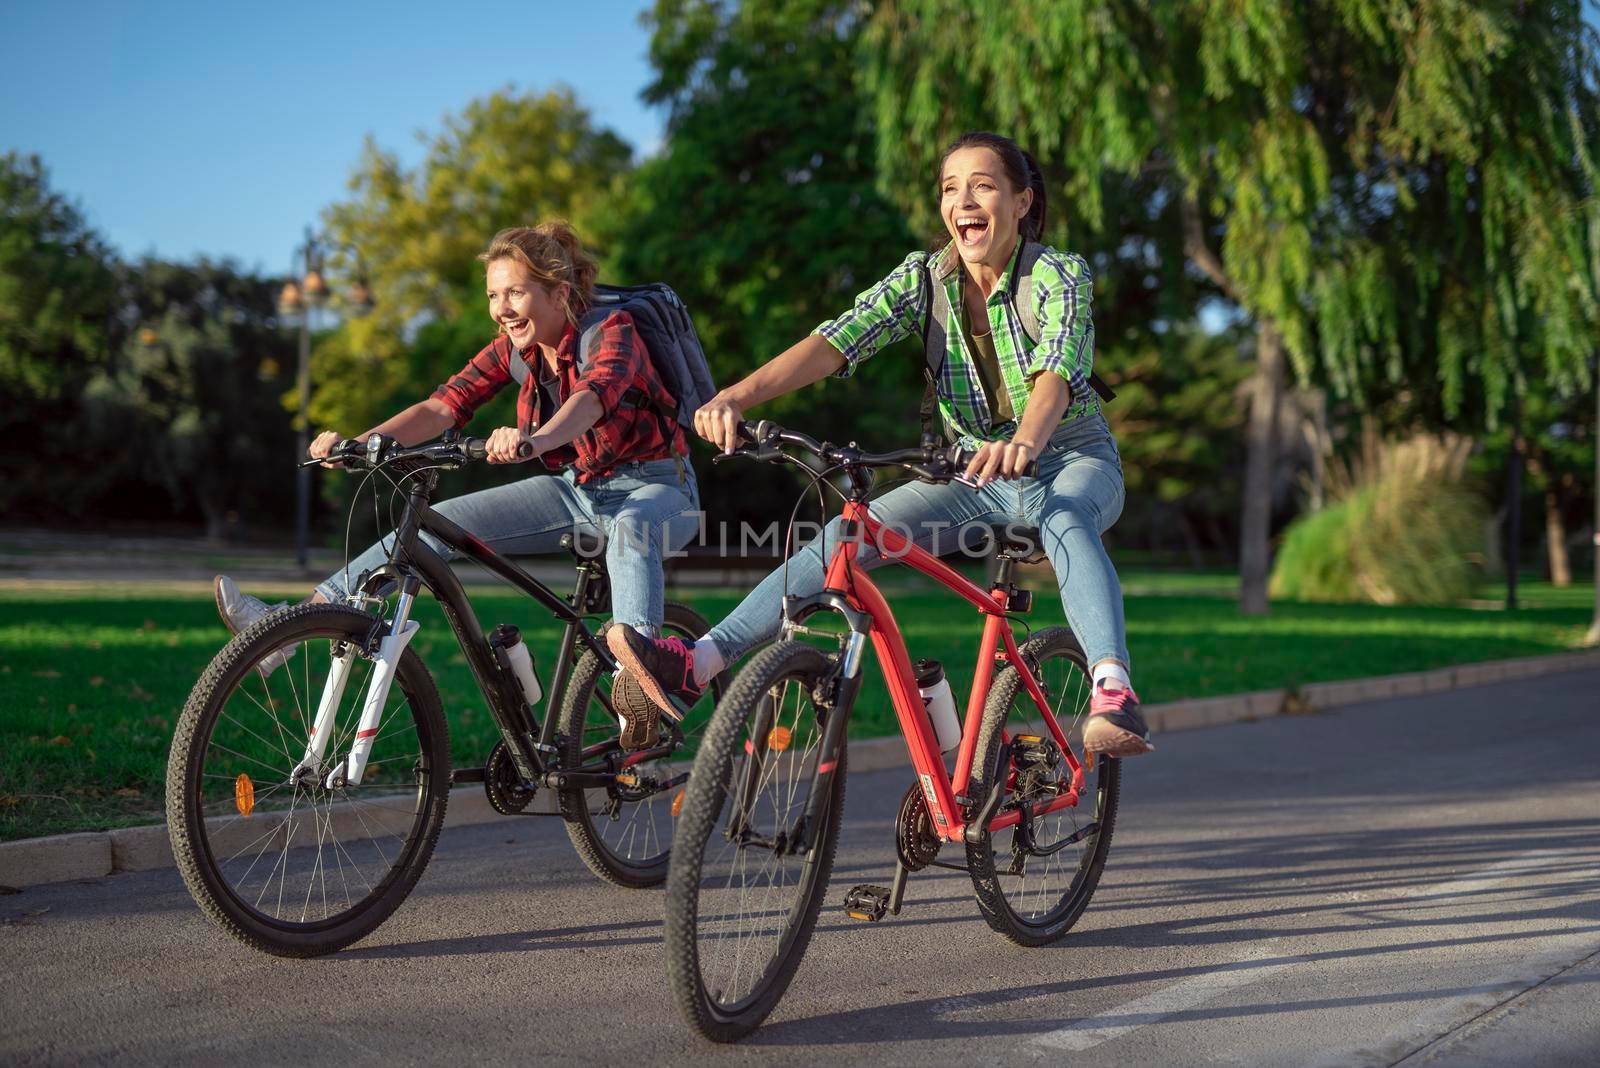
[955,215,990,245]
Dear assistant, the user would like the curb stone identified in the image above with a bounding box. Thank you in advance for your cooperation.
[4,648,1599,890]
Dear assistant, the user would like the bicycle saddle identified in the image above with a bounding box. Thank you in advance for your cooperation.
[559,530,608,561]
[980,523,1047,564]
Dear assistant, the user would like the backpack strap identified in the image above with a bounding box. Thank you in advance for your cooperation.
[576,309,680,438]
[918,263,949,441]
[1012,242,1116,404]
[506,339,530,387]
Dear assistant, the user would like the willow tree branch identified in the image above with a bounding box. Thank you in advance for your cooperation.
[1181,192,1242,303]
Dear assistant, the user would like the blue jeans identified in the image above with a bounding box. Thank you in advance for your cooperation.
[706,413,1129,672]
[318,458,700,633]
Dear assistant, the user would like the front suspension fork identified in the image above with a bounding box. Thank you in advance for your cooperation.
[293,586,422,789]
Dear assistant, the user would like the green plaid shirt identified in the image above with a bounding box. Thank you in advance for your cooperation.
[814,240,1098,447]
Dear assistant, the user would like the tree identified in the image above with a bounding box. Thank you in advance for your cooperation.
[313,88,633,436]
[1106,327,1252,565]
[0,153,119,516]
[860,1,1600,613]
[596,0,924,525]
[83,260,298,538]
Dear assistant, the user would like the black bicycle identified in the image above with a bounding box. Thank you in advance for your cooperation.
[166,432,725,957]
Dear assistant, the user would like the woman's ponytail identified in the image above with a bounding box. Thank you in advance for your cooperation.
[1018,150,1048,244]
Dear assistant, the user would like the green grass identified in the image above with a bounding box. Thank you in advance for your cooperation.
[1,577,1591,842]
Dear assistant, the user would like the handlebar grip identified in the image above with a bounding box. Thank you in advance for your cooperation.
[516,440,534,460]
[736,419,778,445]
[950,448,1040,479]
[464,438,488,461]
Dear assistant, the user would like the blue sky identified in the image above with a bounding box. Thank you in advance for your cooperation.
[1,0,663,274]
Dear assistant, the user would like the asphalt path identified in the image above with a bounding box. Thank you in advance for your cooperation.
[4,669,1598,1066]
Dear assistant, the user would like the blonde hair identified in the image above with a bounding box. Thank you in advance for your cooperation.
[478,220,598,324]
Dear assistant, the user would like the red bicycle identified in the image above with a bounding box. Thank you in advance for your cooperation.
[663,420,1120,1041]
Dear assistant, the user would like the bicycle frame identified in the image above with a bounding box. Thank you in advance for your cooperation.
[794,498,1087,846]
[303,465,620,791]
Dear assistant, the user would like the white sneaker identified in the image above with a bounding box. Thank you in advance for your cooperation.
[213,575,296,675]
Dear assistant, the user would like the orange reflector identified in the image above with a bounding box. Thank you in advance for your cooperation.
[767,726,792,752]
[1084,751,1096,772]
[671,789,685,818]
[846,910,875,922]
[234,773,255,817]
[615,773,638,787]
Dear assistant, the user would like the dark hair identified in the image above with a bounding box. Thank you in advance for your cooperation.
[936,131,1048,246]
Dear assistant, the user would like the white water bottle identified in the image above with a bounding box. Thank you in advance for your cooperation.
[491,624,543,706]
[915,659,961,752]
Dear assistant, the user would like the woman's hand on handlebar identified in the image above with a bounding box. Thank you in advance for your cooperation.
[309,429,358,467]
[485,426,537,464]
[694,391,746,455]
[963,438,1042,487]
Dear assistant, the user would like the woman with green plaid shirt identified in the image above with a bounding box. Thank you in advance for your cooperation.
[609,131,1152,758]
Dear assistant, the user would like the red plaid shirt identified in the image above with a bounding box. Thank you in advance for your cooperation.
[431,311,687,484]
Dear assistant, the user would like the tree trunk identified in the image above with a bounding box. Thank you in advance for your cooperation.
[1239,323,1285,615]
[1544,487,1571,586]
[1525,445,1571,587]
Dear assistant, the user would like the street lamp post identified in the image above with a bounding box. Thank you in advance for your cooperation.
[279,229,371,569]
[1588,355,1600,645]
[280,228,326,569]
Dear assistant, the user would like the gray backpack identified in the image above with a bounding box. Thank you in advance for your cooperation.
[919,241,1114,439]
[507,282,716,430]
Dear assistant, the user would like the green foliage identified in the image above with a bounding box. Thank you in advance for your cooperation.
[82,260,299,536]
[0,152,116,403]
[313,88,633,436]
[604,0,922,521]
[0,153,120,517]
[1271,437,1489,604]
[1268,491,1365,602]
[859,1,1600,424]
[1106,327,1251,552]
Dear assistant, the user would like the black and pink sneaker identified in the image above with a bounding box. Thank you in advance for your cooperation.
[1083,683,1154,757]
[606,625,703,737]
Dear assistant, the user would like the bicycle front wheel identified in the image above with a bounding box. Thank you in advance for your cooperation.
[663,640,845,1042]
[166,603,450,957]
[965,626,1120,947]
[556,602,728,888]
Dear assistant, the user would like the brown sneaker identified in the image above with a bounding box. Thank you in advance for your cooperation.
[612,670,662,752]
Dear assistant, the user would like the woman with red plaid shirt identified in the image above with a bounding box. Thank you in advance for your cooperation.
[212,222,700,747]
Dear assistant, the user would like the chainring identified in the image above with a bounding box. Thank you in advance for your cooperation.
[484,739,535,815]
[895,781,943,871]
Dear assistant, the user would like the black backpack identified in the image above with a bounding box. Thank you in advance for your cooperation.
[508,282,716,430]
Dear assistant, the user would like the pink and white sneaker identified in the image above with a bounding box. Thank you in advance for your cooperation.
[1083,683,1155,757]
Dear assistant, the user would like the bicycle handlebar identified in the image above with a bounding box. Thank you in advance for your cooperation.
[730,420,1038,482]
[299,433,533,471]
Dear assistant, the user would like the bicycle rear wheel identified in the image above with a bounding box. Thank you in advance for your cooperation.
[556,602,727,888]
[166,603,449,957]
[965,626,1120,947]
[663,640,845,1042]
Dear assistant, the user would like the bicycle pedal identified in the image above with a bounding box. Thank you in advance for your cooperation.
[842,884,892,922]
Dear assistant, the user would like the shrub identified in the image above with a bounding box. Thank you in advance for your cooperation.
[1270,435,1488,605]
